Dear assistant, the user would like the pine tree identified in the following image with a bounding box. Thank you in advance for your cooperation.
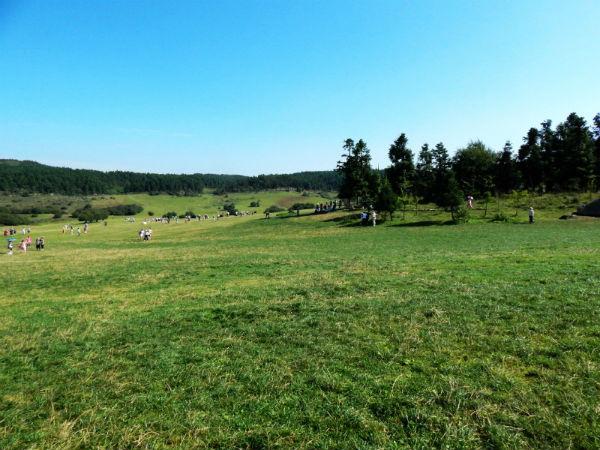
[386,133,415,197]
[414,143,435,202]
[591,113,600,191]
[374,175,398,220]
[336,139,375,207]
[554,113,595,191]
[539,120,557,191]
[431,142,452,206]
[495,141,518,194]
[518,128,544,191]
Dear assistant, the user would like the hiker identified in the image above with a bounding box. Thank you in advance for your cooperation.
[370,210,377,227]
[467,195,474,208]
[360,211,368,226]
[529,207,535,224]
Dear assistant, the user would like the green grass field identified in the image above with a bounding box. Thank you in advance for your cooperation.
[1,196,599,448]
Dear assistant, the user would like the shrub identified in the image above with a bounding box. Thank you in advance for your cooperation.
[452,206,470,223]
[288,202,315,212]
[53,212,63,219]
[264,205,286,214]
[491,212,511,223]
[0,213,30,226]
[106,204,143,216]
[223,201,237,215]
[148,211,154,216]
[249,200,261,207]
[184,210,197,218]
[75,208,108,222]
[163,211,177,218]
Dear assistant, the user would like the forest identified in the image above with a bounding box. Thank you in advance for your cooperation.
[0,160,341,195]
[337,112,600,215]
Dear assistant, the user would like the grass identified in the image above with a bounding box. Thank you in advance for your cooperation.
[1,195,600,448]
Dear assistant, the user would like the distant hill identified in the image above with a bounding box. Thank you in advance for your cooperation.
[0,159,341,195]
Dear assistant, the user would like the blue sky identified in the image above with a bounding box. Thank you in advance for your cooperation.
[1,0,599,175]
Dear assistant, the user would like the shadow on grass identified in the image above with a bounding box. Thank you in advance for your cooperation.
[391,220,457,228]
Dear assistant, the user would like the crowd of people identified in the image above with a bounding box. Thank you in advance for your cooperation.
[62,223,90,236]
[314,201,341,214]
[3,227,31,236]
[4,229,45,255]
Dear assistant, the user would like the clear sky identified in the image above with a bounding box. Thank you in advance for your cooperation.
[1,0,599,175]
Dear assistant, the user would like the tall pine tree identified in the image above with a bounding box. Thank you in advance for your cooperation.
[591,113,600,190]
[386,133,415,197]
[495,141,518,194]
[414,143,435,202]
[518,128,544,191]
[554,113,595,191]
[336,139,375,207]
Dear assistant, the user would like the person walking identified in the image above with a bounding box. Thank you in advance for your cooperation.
[370,210,377,227]
[528,207,535,224]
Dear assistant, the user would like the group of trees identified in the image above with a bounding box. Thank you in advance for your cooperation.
[337,112,600,218]
[0,160,341,195]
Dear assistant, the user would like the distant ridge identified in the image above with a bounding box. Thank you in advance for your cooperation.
[0,159,340,195]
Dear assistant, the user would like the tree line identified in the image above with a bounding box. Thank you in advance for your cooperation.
[337,112,600,218]
[0,160,341,195]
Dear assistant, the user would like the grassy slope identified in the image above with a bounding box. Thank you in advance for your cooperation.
[90,191,334,216]
[1,206,599,448]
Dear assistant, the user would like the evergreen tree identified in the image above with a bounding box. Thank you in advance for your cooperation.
[374,175,398,220]
[495,141,518,194]
[593,113,600,190]
[518,128,544,191]
[414,143,435,202]
[431,142,452,206]
[336,139,374,206]
[554,113,595,191]
[539,120,557,191]
[386,133,415,197]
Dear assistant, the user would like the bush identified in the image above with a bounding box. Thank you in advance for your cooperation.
[148,211,154,216]
[452,206,470,223]
[223,202,237,215]
[490,212,511,223]
[249,200,261,207]
[0,213,30,226]
[106,204,143,216]
[184,210,196,218]
[75,208,108,222]
[163,211,178,218]
[288,202,315,212]
[53,212,63,219]
[264,205,286,214]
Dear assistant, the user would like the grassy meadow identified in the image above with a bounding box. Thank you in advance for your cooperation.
[1,193,600,448]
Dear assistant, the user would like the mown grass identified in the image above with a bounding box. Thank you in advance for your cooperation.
[1,202,599,448]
